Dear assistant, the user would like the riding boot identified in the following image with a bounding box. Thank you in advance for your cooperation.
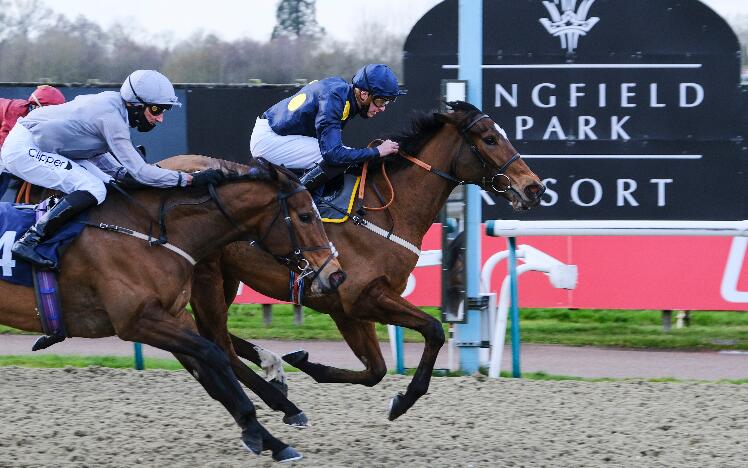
[12,190,97,270]
[299,162,346,193]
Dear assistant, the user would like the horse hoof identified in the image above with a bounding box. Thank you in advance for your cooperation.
[274,446,303,463]
[282,350,309,367]
[240,430,263,455]
[283,411,309,428]
[270,377,289,397]
[387,392,408,421]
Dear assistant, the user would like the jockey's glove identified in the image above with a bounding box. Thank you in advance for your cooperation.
[191,169,224,187]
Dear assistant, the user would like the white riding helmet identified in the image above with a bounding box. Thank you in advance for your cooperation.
[120,70,181,107]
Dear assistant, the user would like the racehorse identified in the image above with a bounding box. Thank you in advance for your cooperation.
[159,101,545,424]
[0,158,345,462]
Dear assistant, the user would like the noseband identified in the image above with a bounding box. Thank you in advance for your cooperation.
[458,113,521,194]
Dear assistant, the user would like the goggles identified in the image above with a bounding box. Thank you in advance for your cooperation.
[128,76,172,116]
[146,104,172,116]
[372,96,396,108]
[361,67,397,108]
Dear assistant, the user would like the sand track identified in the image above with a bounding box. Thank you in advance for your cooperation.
[1,367,747,467]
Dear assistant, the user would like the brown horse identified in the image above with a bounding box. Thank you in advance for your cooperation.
[160,101,545,424]
[0,158,345,462]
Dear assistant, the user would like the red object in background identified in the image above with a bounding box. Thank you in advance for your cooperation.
[235,224,748,311]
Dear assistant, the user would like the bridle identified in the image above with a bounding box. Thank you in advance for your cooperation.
[399,112,524,195]
[234,184,337,283]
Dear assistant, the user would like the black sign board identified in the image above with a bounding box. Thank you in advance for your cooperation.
[404,0,748,220]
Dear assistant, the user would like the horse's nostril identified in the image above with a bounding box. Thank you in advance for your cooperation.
[525,183,545,200]
[329,270,347,289]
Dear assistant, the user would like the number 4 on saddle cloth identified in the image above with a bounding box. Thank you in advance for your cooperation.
[0,199,87,350]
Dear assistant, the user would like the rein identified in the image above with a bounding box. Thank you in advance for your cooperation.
[356,112,524,210]
[248,185,338,283]
[90,174,337,277]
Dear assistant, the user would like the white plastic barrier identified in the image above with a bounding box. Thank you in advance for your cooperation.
[480,245,578,378]
[486,220,748,304]
[483,219,748,377]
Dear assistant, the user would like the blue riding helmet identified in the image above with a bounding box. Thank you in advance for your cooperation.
[352,64,407,99]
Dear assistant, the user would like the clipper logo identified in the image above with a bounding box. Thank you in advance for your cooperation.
[539,0,600,53]
[28,149,73,169]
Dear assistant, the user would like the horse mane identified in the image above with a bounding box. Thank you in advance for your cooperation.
[168,155,285,185]
[369,101,481,174]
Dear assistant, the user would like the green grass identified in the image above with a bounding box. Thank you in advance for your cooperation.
[4,355,747,384]
[0,355,184,370]
[4,305,748,351]
[226,304,445,342]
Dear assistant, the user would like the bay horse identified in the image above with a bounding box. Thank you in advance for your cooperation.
[0,158,345,462]
[159,101,545,424]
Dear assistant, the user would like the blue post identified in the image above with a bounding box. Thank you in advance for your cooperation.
[507,237,522,377]
[134,342,144,370]
[456,0,484,374]
[395,326,405,374]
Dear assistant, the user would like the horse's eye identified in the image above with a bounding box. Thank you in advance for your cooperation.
[299,213,312,223]
[483,136,498,145]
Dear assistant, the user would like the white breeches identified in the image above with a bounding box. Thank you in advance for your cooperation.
[250,118,322,169]
[0,124,108,204]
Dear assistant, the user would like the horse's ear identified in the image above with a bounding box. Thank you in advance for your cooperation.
[434,111,456,125]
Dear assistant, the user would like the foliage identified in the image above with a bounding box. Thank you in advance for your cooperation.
[272,0,325,41]
[4,306,748,351]
[0,0,404,84]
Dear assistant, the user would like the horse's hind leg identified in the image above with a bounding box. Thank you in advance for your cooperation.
[277,315,388,386]
[116,304,301,462]
[190,257,306,427]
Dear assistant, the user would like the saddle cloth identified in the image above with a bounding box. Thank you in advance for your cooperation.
[313,173,361,223]
[0,202,86,287]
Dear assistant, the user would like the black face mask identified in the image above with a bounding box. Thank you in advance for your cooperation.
[126,105,156,133]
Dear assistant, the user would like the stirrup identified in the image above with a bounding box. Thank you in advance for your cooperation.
[31,333,66,351]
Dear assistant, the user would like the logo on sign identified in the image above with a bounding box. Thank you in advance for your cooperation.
[539,0,600,53]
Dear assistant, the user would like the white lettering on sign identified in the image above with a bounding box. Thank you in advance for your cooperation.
[571,179,603,206]
[541,178,673,208]
[617,179,639,206]
[650,178,674,207]
[509,115,632,140]
[494,81,706,110]
[1,231,17,277]
[680,83,704,107]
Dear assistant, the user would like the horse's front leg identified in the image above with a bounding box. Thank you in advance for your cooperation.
[113,299,301,462]
[191,257,307,427]
[349,276,445,421]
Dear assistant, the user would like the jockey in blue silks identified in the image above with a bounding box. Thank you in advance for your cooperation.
[250,63,406,190]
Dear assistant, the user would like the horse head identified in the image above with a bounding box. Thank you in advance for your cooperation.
[433,101,546,210]
[169,155,345,296]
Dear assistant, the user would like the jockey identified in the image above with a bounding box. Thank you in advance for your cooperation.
[250,63,406,190]
[0,70,220,270]
[0,85,66,148]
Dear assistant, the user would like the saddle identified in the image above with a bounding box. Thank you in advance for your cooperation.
[0,201,86,286]
[313,172,362,223]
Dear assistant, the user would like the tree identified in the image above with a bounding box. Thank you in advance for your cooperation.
[271,0,325,41]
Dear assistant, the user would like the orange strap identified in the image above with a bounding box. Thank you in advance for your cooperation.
[15,181,31,204]
[358,140,395,211]
[399,152,432,171]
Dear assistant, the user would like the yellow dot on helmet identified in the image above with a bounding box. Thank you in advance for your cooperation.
[341,101,350,121]
[287,93,307,111]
